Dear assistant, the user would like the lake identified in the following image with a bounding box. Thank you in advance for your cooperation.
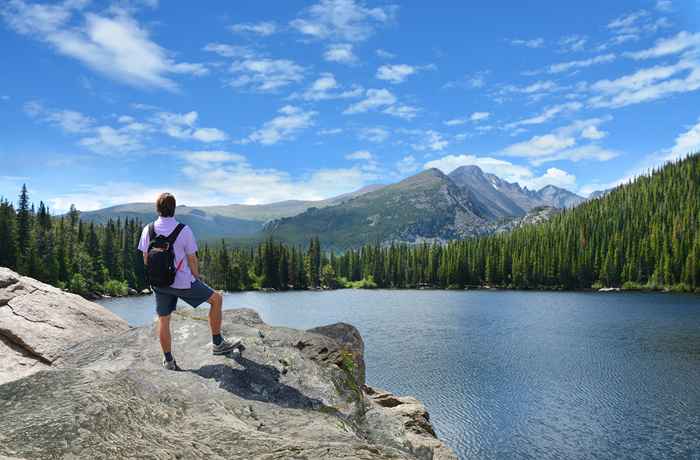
[98,290,700,459]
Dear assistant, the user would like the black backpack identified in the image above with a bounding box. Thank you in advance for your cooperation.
[146,222,185,288]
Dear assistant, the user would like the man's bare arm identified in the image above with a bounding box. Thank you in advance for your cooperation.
[143,252,148,265]
[187,253,200,279]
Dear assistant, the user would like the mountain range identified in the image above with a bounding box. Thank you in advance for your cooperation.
[79,165,587,249]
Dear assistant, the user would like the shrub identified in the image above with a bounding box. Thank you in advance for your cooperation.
[104,279,129,297]
[348,276,378,289]
[69,273,88,296]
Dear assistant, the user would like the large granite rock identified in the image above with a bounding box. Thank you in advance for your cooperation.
[0,269,457,460]
[0,267,129,384]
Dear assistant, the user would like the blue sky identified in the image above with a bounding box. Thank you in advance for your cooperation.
[1,0,699,212]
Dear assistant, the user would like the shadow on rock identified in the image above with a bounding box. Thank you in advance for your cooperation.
[192,355,325,410]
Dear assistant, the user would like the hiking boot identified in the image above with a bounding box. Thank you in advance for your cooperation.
[162,359,182,371]
[212,336,242,355]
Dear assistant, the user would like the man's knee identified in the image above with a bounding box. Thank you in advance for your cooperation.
[208,291,222,307]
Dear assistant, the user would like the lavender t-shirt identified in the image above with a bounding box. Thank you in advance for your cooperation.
[138,217,198,289]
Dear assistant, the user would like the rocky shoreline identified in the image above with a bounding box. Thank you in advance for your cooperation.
[0,267,456,459]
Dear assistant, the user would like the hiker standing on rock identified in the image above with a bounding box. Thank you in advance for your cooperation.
[138,193,241,371]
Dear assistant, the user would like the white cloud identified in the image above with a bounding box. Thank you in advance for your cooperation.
[230,21,276,36]
[293,72,363,101]
[547,53,616,74]
[1,2,206,90]
[625,31,700,60]
[228,57,305,92]
[423,154,577,191]
[470,112,491,122]
[656,0,672,12]
[509,38,544,48]
[24,101,148,154]
[343,88,396,114]
[395,155,419,174]
[246,105,316,145]
[359,127,390,142]
[579,118,698,196]
[79,125,142,153]
[444,118,466,126]
[318,128,343,135]
[203,43,255,59]
[345,150,373,160]
[182,150,379,204]
[502,118,618,165]
[444,70,488,89]
[154,111,227,143]
[184,151,245,164]
[290,0,397,42]
[608,10,648,34]
[558,34,587,52]
[383,104,419,120]
[588,57,700,108]
[411,130,448,151]
[669,118,700,158]
[506,102,582,129]
[24,101,93,133]
[376,49,395,59]
[376,63,433,84]
[444,112,490,126]
[324,43,357,63]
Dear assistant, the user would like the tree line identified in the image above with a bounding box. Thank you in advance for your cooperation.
[0,154,697,295]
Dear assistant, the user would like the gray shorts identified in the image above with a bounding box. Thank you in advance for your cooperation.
[153,279,215,317]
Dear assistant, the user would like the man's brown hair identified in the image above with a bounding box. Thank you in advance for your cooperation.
[156,193,176,217]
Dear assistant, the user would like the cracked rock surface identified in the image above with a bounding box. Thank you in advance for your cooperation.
[0,267,129,384]
[0,268,456,459]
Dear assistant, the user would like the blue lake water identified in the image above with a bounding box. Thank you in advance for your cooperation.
[98,290,700,459]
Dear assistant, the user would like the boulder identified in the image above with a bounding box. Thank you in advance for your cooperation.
[0,270,457,459]
[0,267,129,385]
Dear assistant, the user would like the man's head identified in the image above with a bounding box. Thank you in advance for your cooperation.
[156,193,176,217]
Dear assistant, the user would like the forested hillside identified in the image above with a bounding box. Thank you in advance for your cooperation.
[0,154,697,295]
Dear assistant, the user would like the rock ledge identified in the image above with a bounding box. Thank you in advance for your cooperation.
[0,268,456,459]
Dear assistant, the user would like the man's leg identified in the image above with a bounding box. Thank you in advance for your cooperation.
[203,289,241,354]
[207,290,223,336]
[158,314,172,356]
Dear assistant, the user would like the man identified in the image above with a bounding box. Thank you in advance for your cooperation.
[138,193,241,371]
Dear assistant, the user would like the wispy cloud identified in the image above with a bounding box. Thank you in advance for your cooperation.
[181,149,379,204]
[501,118,618,165]
[343,88,396,114]
[444,70,489,89]
[506,102,582,130]
[291,72,363,101]
[509,38,544,48]
[588,57,700,108]
[1,1,207,90]
[153,111,228,143]
[558,34,587,52]
[358,127,390,142]
[245,105,316,145]
[324,43,357,64]
[376,63,434,84]
[290,0,397,42]
[546,53,616,74]
[625,31,700,60]
[203,43,305,92]
[444,112,490,126]
[229,21,276,36]
[376,49,395,59]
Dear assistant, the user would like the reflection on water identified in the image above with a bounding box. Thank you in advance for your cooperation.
[99,290,700,459]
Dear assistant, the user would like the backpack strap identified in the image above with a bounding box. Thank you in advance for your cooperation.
[166,223,186,245]
[148,222,157,241]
